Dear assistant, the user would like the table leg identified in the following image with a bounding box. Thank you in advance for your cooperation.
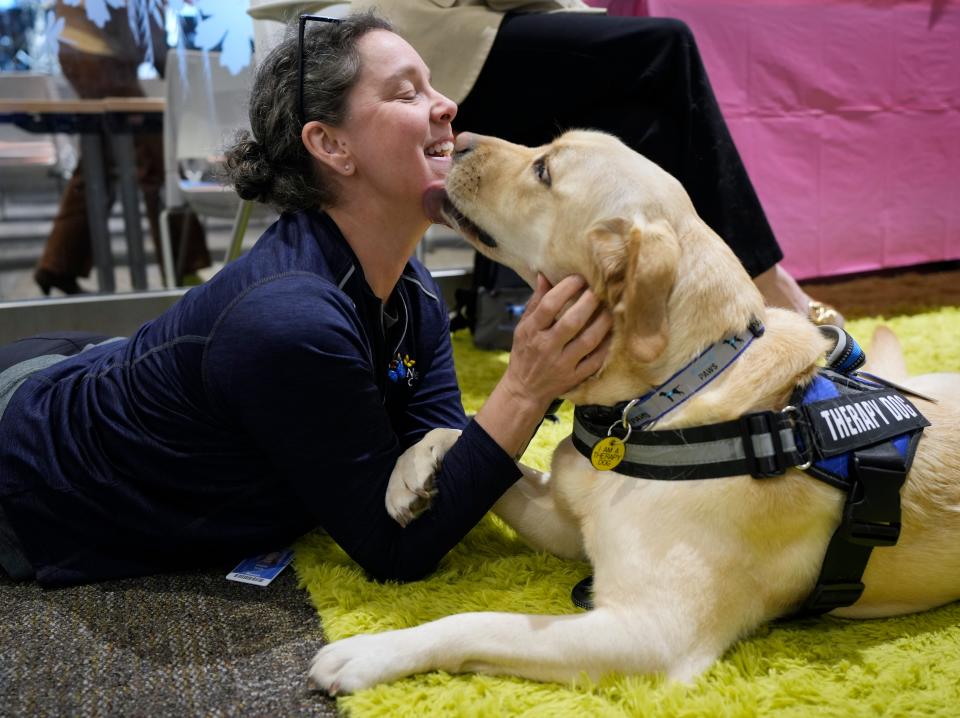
[79,132,115,293]
[110,133,149,291]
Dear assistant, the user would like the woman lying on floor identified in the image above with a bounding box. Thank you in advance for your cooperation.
[0,13,611,586]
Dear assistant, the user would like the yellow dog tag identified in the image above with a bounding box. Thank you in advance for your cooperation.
[591,436,625,471]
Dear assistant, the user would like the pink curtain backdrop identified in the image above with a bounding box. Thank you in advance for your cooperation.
[584,0,960,279]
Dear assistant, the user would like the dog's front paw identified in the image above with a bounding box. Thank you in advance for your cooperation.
[386,428,461,526]
[307,633,417,695]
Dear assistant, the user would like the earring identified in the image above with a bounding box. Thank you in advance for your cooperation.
[344,163,352,172]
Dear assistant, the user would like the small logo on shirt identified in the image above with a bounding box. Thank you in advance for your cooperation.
[388,353,418,387]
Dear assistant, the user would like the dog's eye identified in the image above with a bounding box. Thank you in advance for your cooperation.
[533,157,551,187]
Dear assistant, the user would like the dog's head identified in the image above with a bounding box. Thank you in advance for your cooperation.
[428,130,763,391]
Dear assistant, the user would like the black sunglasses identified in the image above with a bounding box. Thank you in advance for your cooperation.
[298,15,342,125]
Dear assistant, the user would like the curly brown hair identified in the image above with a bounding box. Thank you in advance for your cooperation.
[223,12,392,213]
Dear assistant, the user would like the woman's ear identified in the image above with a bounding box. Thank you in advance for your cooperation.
[301,121,355,176]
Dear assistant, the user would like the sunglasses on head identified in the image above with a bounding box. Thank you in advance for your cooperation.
[298,15,342,125]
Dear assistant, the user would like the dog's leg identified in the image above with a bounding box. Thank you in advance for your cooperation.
[308,607,719,694]
[864,325,908,381]
[493,463,585,560]
[385,428,462,526]
[864,325,960,397]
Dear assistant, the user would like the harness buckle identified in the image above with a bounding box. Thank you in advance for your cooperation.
[842,448,907,547]
[845,518,900,547]
[803,581,866,613]
[739,411,786,478]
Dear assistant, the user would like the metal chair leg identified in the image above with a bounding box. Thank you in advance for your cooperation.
[158,207,177,289]
[225,199,253,264]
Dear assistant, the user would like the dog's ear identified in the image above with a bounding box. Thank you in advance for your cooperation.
[588,216,680,363]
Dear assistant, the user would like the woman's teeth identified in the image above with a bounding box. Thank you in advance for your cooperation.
[425,140,454,157]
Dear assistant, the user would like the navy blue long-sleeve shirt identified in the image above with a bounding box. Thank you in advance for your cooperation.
[0,210,521,586]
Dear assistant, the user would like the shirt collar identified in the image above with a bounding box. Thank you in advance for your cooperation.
[302,209,412,309]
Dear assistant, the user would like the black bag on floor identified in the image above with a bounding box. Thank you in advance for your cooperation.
[451,254,532,351]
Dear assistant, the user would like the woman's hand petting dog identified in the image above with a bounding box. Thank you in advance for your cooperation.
[502,274,613,413]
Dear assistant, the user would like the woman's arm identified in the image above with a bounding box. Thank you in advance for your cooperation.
[207,275,607,581]
[204,278,519,581]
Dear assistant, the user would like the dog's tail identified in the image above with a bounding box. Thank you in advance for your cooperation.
[863,325,908,381]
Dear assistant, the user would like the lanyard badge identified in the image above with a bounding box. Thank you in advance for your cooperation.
[388,352,418,387]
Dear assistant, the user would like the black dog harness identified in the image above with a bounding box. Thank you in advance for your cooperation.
[569,323,930,616]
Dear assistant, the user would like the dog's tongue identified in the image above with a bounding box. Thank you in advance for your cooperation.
[422,185,449,227]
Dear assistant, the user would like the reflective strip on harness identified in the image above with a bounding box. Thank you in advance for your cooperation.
[571,417,806,480]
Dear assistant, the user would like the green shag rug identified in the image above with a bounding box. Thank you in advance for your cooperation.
[295,308,960,717]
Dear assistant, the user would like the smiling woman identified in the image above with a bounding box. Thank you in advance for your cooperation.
[0,11,611,605]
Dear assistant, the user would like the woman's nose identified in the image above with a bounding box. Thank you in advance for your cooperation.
[434,92,457,124]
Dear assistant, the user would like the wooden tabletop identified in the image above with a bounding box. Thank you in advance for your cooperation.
[0,97,164,114]
[102,97,165,113]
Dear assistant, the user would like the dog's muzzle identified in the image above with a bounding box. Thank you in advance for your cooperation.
[422,187,497,249]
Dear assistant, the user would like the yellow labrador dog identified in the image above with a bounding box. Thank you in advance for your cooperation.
[309,131,960,693]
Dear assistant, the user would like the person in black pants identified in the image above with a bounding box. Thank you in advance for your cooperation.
[461,15,779,279]
[359,3,840,324]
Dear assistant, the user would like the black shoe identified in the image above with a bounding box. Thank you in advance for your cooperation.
[34,268,87,296]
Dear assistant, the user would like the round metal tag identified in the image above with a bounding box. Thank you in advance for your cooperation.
[590,436,625,471]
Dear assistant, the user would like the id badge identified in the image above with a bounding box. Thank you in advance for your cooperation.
[226,548,294,586]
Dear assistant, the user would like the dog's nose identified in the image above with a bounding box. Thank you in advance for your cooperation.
[454,132,475,158]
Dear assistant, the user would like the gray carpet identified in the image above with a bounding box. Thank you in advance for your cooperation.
[0,566,339,717]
